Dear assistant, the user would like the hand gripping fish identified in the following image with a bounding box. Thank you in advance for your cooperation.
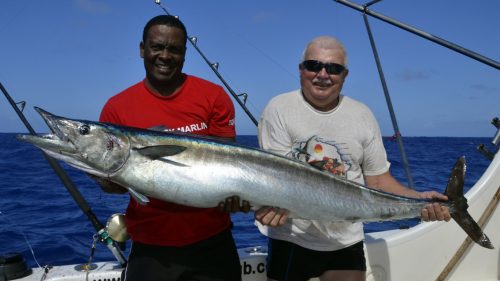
[17,107,493,249]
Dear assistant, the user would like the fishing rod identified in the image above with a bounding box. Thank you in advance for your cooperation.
[334,0,500,70]
[154,0,259,126]
[0,82,127,267]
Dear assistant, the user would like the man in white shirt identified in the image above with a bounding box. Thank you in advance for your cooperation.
[255,36,450,281]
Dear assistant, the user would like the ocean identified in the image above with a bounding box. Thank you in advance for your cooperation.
[0,133,495,268]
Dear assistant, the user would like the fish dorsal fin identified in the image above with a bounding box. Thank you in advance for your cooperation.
[148,125,170,132]
[128,188,150,205]
[135,145,186,160]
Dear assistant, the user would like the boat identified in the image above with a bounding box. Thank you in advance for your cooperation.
[1,1,499,281]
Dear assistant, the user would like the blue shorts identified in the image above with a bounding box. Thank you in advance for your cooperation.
[266,238,366,281]
[124,228,241,281]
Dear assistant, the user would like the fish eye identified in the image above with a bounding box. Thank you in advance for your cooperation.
[79,125,90,135]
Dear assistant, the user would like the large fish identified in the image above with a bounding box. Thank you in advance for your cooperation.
[18,107,493,249]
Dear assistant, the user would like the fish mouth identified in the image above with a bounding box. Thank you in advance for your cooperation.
[17,107,128,178]
[16,107,77,154]
[35,107,67,141]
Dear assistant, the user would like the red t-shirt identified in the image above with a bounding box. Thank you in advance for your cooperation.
[100,75,236,246]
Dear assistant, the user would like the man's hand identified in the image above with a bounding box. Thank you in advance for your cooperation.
[255,206,289,227]
[217,196,251,213]
[87,174,128,194]
[419,191,451,222]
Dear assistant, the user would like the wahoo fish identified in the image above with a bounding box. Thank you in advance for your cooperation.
[17,107,493,249]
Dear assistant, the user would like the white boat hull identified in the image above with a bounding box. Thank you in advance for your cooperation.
[363,151,500,281]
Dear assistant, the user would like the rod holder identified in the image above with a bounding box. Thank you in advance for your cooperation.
[492,120,500,146]
[477,144,494,161]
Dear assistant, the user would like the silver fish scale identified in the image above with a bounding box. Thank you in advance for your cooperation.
[110,134,433,222]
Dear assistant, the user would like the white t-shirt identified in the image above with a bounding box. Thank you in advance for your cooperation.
[256,89,391,251]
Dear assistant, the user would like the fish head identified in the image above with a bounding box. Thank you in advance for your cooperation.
[17,107,130,177]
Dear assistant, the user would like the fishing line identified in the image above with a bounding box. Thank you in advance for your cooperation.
[211,31,298,117]
[234,34,298,80]
[154,0,259,126]
[0,210,42,268]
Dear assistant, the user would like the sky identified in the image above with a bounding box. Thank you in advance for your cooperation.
[0,0,498,137]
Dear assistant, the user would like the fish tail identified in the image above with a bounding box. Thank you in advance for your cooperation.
[445,156,493,249]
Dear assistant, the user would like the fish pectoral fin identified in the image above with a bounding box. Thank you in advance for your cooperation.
[157,158,189,167]
[135,145,187,159]
[128,188,150,205]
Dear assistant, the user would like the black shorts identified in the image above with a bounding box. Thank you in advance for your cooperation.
[124,228,241,281]
[266,238,366,281]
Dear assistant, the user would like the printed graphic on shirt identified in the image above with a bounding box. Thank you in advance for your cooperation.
[288,136,353,177]
[161,122,208,133]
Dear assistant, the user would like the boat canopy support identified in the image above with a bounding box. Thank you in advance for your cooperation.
[334,0,500,186]
[361,7,415,188]
[334,0,500,70]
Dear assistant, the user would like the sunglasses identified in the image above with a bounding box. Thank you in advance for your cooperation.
[301,60,346,75]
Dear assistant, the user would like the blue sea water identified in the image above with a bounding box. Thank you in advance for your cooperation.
[0,133,495,268]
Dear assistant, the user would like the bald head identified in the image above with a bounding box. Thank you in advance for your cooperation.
[302,36,348,67]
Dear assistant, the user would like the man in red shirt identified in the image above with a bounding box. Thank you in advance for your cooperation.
[95,15,242,281]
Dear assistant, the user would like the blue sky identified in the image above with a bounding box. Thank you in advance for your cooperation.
[0,0,498,136]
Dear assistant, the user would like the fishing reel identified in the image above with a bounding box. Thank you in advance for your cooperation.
[98,213,130,252]
[77,214,130,271]
[105,213,130,243]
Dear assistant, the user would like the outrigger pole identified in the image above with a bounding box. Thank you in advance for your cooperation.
[154,0,259,126]
[334,0,500,187]
[334,0,500,70]
[0,82,127,267]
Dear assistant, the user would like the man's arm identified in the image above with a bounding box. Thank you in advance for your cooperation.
[365,172,451,221]
[255,170,453,226]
